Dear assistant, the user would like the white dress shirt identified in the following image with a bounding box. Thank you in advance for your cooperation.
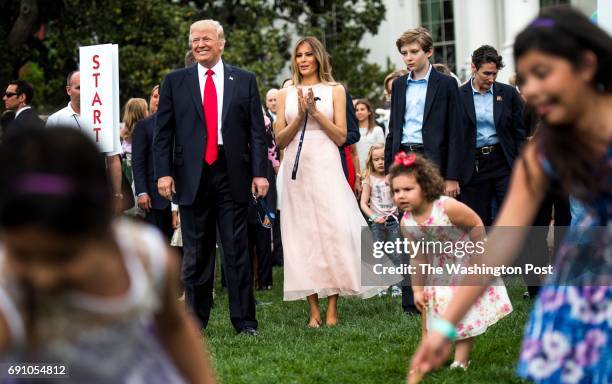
[46,102,121,156]
[197,59,224,145]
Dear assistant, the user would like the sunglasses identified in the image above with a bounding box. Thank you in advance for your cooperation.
[3,92,18,98]
[252,195,275,229]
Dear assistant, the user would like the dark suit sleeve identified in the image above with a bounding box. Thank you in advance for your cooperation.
[511,87,527,155]
[444,79,463,181]
[385,78,401,174]
[248,74,268,178]
[343,92,360,147]
[132,119,148,196]
[153,75,175,180]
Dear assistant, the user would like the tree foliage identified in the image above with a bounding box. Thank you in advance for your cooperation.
[1,0,388,114]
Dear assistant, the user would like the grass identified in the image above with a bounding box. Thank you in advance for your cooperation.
[204,267,533,384]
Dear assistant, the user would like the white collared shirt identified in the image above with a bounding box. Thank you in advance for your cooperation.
[14,105,32,118]
[197,59,224,145]
[46,102,121,156]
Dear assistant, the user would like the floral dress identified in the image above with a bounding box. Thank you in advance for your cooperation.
[401,196,513,339]
[516,147,611,384]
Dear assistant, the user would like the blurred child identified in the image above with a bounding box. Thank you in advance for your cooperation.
[0,127,215,383]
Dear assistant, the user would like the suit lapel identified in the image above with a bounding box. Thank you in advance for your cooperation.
[188,65,205,124]
[221,64,235,129]
[423,68,439,123]
[395,76,407,135]
[493,82,504,129]
[462,84,476,126]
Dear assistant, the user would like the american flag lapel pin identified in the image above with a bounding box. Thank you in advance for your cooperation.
[496,95,502,101]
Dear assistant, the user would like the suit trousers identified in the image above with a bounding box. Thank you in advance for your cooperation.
[144,206,173,241]
[179,150,257,332]
[460,149,511,226]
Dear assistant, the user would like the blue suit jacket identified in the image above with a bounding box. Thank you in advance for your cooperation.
[384,68,463,180]
[458,81,527,184]
[132,113,169,210]
[153,63,268,205]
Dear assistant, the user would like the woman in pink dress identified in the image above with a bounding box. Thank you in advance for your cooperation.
[274,37,380,328]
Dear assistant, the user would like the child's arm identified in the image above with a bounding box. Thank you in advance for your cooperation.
[443,197,485,242]
[155,249,216,384]
[360,181,385,224]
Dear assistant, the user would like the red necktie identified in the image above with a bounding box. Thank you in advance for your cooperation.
[203,69,218,164]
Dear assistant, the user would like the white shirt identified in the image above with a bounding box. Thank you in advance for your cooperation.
[14,105,32,118]
[197,60,224,145]
[46,102,121,156]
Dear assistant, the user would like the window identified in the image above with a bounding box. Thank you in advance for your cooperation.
[540,0,570,8]
[419,0,456,72]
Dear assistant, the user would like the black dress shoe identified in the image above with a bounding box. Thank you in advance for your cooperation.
[239,327,258,336]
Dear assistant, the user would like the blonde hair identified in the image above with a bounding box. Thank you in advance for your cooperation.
[290,37,335,86]
[189,19,225,46]
[122,98,148,140]
[363,143,385,180]
[395,27,433,53]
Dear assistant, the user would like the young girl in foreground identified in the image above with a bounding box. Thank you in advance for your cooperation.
[390,152,512,369]
[0,128,215,383]
[411,7,611,383]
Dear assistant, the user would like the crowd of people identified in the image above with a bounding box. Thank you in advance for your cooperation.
[0,5,609,384]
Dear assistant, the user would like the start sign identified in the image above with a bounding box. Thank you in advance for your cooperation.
[79,44,120,153]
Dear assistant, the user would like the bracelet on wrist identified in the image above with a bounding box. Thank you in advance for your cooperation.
[431,318,458,341]
[369,214,379,222]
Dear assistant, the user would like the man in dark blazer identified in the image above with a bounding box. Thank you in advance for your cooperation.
[339,91,361,179]
[384,28,463,315]
[153,19,269,335]
[458,45,526,225]
[3,80,44,132]
[132,112,173,239]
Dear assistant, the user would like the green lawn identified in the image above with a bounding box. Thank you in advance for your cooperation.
[204,267,532,384]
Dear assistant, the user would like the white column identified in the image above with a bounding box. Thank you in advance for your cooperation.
[498,0,539,84]
[454,0,499,82]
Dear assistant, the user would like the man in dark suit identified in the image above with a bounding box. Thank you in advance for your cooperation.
[132,112,172,239]
[458,45,526,225]
[3,80,44,132]
[384,27,463,315]
[153,19,269,335]
[339,92,361,179]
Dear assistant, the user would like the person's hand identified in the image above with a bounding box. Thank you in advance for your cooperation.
[374,216,386,224]
[414,290,427,313]
[304,87,318,115]
[172,211,180,229]
[409,331,452,381]
[252,177,269,198]
[137,194,152,212]
[385,174,391,186]
[157,176,175,200]
[444,180,460,198]
[354,180,362,198]
[297,88,307,119]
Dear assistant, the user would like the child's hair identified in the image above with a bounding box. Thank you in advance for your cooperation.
[514,6,612,199]
[122,98,148,140]
[354,99,377,133]
[432,63,452,76]
[395,27,433,54]
[384,69,408,95]
[389,153,444,202]
[0,127,112,237]
[363,143,385,180]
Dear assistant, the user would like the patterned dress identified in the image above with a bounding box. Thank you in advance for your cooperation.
[401,196,513,339]
[516,147,611,384]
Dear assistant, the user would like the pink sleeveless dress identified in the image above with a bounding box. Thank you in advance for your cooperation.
[280,83,380,300]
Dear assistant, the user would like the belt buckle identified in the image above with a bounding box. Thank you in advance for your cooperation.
[410,144,420,151]
[481,146,492,155]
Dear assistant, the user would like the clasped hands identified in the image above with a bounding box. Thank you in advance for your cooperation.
[297,87,318,119]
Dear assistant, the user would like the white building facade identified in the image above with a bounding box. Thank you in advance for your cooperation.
[361,0,598,84]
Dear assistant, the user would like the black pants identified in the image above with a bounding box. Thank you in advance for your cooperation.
[522,189,570,297]
[272,211,284,266]
[179,152,257,332]
[460,149,511,226]
[144,206,173,241]
[248,222,273,288]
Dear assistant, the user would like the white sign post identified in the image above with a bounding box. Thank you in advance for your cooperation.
[79,44,120,153]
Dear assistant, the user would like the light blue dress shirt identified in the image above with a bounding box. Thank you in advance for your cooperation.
[471,79,498,148]
[401,64,432,144]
